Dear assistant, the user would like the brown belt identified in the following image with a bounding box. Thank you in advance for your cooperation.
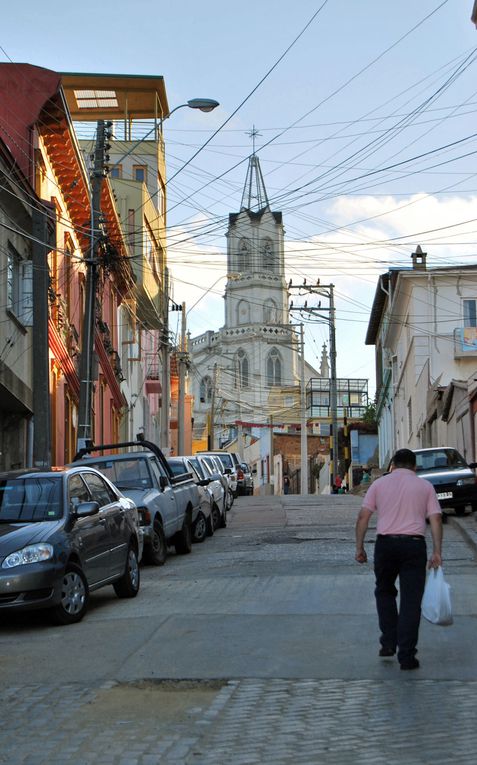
[377,534,424,541]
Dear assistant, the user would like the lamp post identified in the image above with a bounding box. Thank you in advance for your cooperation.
[160,98,219,453]
[75,99,219,455]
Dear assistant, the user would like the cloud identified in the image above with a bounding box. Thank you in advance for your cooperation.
[167,193,477,397]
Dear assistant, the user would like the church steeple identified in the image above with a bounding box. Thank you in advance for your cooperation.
[240,153,270,213]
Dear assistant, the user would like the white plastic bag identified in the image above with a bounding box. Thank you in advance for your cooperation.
[421,566,453,626]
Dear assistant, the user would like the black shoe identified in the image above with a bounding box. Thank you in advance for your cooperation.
[400,658,420,671]
[379,646,395,657]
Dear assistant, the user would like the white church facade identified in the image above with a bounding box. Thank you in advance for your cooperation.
[189,153,325,456]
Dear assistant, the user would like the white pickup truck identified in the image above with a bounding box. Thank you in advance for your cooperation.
[73,440,201,566]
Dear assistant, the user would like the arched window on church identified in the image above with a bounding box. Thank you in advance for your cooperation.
[237,238,250,272]
[200,375,213,403]
[237,299,250,325]
[266,347,282,387]
[261,237,275,272]
[264,298,278,324]
[236,348,249,389]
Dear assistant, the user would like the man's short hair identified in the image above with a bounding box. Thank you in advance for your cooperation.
[392,448,416,469]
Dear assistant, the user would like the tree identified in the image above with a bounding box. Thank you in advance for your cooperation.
[362,402,377,427]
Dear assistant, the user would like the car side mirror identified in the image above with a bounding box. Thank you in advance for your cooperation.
[252,467,257,474]
[74,501,100,518]
[159,475,169,490]
[469,463,477,470]
[224,467,231,475]
[198,478,210,487]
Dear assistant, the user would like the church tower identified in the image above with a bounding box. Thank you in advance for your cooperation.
[190,151,299,446]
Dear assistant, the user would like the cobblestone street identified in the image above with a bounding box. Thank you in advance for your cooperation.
[1,494,477,764]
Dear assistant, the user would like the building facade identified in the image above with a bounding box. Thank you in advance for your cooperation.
[367,247,477,466]
[0,64,170,468]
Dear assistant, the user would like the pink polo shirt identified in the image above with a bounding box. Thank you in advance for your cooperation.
[362,468,442,536]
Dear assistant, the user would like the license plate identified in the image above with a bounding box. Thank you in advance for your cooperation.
[437,492,453,500]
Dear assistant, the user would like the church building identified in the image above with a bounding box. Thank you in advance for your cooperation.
[189,152,326,468]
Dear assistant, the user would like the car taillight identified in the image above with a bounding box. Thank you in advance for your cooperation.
[237,468,244,479]
[137,507,151,526]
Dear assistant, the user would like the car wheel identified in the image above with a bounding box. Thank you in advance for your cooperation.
[143,521,167,566]
[50,563,89,625]
[211,503,221,531]
[174,518,192,555]
[227,489,234,510]
[113,545,140,598]
[193,512,207,543]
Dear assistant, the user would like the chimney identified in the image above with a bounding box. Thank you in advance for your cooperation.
[411,244,427,271]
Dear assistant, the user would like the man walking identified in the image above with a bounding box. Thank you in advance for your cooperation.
[355,448,443,670]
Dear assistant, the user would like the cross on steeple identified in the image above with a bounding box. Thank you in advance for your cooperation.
[246,125,262,155]
[240,127,270,213]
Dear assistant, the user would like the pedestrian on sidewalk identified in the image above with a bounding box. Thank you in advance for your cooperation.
[354,448,443,670]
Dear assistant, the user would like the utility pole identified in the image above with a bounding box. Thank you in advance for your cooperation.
[299,322,308,495]
[329,285,338,490]
[77,120,112,453]
[161,267,170,453]
[208,363,217,450]
[290,281,338,493]
[177,301,187,455]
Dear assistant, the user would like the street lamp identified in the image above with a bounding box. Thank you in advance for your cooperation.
[111,98,220,168]
[169,98,220,117]
[160,97,219,453]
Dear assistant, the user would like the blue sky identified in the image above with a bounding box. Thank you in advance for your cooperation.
[2,1,477,395]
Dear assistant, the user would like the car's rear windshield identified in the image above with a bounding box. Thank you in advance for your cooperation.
[415,449,467,471]
[216,454,234,469]
[168,459,188,477]
[188,458,205,479]
[0,477,62,522]
[83,458,153,489]
[202,457,220,474]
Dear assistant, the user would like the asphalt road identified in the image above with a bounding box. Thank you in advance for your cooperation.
[1,493,477,764]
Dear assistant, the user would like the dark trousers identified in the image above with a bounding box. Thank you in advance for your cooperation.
[374,535,427,663]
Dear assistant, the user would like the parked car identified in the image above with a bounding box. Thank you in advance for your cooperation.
[0,465,141,625]
[198,453,233,513]
[237,462,254,496]
[413,447,477,517]
[188,454,227,529]
[168,457,213,542]
[73,439,201,566]
[198,450,238,498]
